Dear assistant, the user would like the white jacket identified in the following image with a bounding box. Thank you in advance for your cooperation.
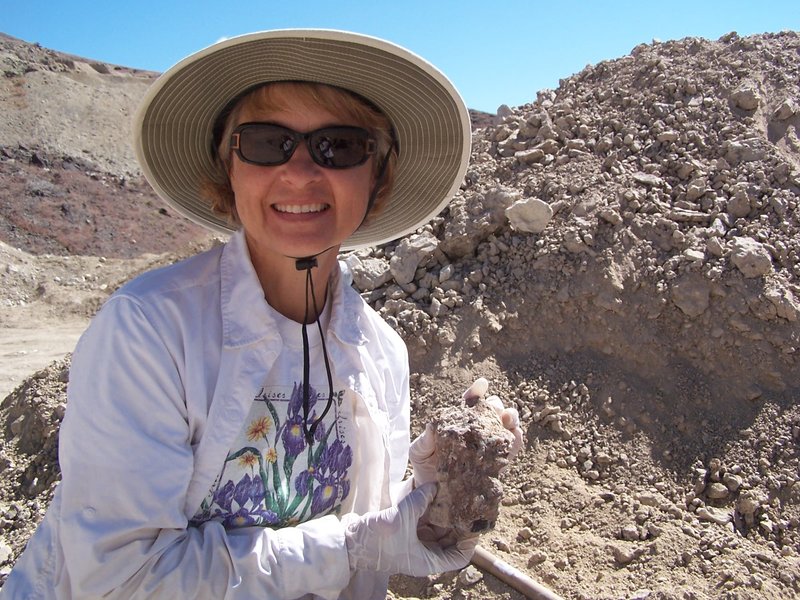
[2,230,411,599]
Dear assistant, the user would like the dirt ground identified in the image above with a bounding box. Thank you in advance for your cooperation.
[1,29,799,600]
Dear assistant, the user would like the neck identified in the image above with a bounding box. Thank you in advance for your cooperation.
[246,240,339,323]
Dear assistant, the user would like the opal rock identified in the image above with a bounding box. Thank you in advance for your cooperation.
[426,395,515,535]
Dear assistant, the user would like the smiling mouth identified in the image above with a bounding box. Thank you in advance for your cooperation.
[273,203,329,214]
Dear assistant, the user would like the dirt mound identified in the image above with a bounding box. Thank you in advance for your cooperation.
[0,145,212,258]
[1,30,799,599]
[0,359,68,569]
[357,30,800,599]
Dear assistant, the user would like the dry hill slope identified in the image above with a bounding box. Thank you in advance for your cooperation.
[1,30,799,599]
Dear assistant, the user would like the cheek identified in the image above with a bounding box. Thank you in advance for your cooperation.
[344,177,372,217]
[229,162,271,200]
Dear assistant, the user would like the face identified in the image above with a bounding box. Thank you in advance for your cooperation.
[228,90,375,263]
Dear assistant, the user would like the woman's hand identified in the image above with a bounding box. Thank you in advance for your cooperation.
[341,483,476,576]
[463,377,524,458]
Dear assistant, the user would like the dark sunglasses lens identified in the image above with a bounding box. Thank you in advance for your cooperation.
[239,125,295,165]
[309,128,371,168]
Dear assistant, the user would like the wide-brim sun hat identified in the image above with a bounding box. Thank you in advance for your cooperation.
[134,29,471,251]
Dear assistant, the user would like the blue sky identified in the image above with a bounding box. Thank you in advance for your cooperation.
[2,1,798,113]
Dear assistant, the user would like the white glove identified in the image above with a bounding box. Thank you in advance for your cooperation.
[463,377,524,458]
[409,423,438,488]
[341,482,476,576]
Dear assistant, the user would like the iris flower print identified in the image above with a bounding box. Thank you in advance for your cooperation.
[195,381,353,530]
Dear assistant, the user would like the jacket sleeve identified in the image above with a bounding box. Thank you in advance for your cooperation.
[58,295,351,599]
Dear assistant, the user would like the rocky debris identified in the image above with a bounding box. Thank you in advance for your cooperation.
[0,33,156,179]
[347,30,799,402]
[1,29,800,600]
[372,30,800,600]
[426,379,515,535]
[0,145,213,259]
[0,236,203,319]
[0,358,69,579]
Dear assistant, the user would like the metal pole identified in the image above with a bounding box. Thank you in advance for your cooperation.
[471,545,566,600]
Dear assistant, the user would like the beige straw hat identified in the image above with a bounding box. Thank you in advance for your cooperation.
[133,29,471,251]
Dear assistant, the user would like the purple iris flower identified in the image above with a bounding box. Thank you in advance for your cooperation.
[319,440,353,478]
[255,509,279,526]
[288,382,319,418]
[223,507,256,529]
[282,415,307,456]
[310,478,340,515]
[243,473,265,506]
[233,474,258,509]
[314,422,327,442]
[213,480,235,513]
[295,469,312,497]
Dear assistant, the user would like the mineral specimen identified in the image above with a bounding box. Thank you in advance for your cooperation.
[425,379,515,535]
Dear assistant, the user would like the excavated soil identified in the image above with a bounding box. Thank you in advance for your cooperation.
[1,30,799,599]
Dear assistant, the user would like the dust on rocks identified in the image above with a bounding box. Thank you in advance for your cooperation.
[1,29,799,599]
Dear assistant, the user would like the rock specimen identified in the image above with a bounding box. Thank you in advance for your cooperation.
[425,379,515,535]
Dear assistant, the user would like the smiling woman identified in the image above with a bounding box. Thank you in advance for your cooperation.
[2,29,522,600]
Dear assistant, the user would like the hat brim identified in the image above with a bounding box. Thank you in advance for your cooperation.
[134,29,471,251]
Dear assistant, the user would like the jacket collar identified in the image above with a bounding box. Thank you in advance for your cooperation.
[220,229,368,348]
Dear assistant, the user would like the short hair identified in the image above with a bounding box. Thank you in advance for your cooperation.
[201,82,398,227]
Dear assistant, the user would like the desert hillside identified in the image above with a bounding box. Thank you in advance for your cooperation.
[1,30,799,599]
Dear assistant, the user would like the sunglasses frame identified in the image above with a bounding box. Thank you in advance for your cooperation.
[230,122,378,169]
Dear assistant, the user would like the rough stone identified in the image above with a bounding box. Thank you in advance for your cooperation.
[671,275,711,317]
[426,381,515,536]
[389,232,438,284]
[344,255,392,291]
[729,237,773,278]
[505,198,554,233]
[730,83,761,110]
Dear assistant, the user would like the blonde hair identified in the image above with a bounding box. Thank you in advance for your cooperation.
[201,82,397,226]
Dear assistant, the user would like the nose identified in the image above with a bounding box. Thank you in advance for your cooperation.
[280,140,322,183]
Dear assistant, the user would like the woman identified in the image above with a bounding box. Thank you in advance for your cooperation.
[3,30,520,599]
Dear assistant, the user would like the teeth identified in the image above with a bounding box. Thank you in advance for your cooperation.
[274,203,327,214]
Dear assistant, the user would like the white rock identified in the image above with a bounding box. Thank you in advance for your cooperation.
[706,482,729,499]
[496,104,514,119]
[458,565,483,586]
[633,172,664,187]
[730,237,772,278]
[773,98,798,121]
[389,232,438,284]
[0,540,12,564]
[765,283,800,322]
[514,148,545,164]
[731,83,760,110]
[726,191,751,218]
[344,255,392,291]
[621,524,639,541]
[685,179,707,202]
[706,237,725,257]
[505,198,553,234]
[696,506,732,525]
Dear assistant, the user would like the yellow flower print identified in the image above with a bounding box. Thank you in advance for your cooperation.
[247,416,273,441]
[238,451,258,469]
[265,448,278,464]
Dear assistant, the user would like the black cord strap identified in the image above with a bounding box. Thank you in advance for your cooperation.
[296,257,335,444]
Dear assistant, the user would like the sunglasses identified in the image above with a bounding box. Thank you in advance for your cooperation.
[230,122,377,169]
